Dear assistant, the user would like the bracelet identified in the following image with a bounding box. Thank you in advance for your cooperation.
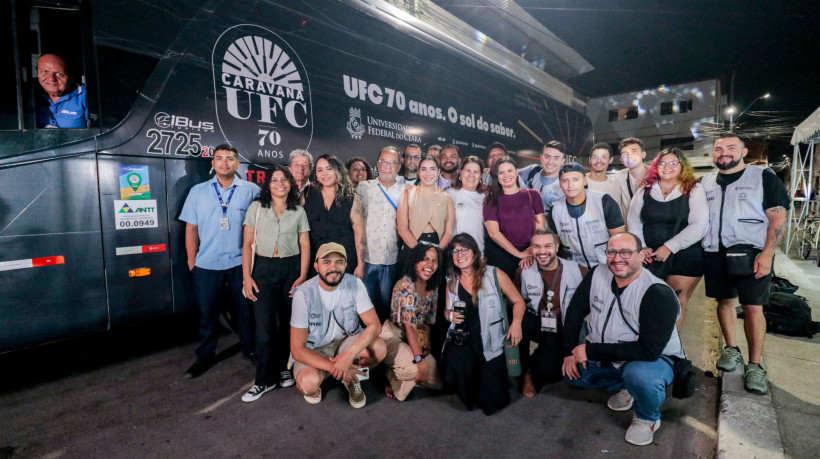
[755,250,775,259]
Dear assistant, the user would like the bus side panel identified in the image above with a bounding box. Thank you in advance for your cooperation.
[97,156,173,326]
[164,157,216,314]
[0,155,108,351]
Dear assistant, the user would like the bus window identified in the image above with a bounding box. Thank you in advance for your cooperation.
[97,46,159,131]
[0,1,20,130]
[28,4,96,129]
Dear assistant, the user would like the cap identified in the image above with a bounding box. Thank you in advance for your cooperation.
[316,242,347,261]
[559,162,586,178]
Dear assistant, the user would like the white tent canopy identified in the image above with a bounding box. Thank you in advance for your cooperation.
[791,105,820,145]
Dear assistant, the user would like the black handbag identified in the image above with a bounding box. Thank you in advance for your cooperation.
[725,244,757,277]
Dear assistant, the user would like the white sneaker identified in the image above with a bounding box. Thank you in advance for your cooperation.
[625,415,661,446]
[607,389,634,411]
[345,380,366,408]
[303,388,322,405]
[241,384,275,403]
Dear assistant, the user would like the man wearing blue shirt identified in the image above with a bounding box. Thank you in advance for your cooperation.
[35,54,88,129]
[180,144,261,378]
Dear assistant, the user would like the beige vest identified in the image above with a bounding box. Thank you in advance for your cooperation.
[407,186,449,239]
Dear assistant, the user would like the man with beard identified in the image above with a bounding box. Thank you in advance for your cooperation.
[288,149,313,195]
[437,144,460,190]
[519,140,567,217]
[612,138,649,223]
[513,229,587,397]
[550,163,624,269]
[399,143,422,185]
[701,134,788,395]
[180,144,260,378]
[357,146,406,321]
[562,232,685,446]
[586,143,617,197]
[290,243,387,408]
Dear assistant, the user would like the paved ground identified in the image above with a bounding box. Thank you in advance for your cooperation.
[716,252,820,459]
[0,291,721,458]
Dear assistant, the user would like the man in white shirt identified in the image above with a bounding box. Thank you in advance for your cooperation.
[290,243,386,408]
[438,144,460,190]
[586,143,617,198]
[288,149,313,195]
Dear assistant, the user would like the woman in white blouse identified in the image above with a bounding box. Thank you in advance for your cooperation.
[627,147,708,329]
[446,156,488,253]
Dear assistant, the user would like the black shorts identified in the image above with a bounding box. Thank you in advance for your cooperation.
[703,250,772,305]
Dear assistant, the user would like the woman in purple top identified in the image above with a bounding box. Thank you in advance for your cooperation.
[483,156,545,278]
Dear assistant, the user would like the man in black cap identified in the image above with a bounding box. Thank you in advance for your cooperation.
[549,163,625,269]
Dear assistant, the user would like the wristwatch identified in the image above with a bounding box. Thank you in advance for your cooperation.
[413,354,423,363]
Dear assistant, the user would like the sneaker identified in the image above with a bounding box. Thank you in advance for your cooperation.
[744,363,769,395]
[345,380,367,409]
[241,384,275,402]
[280,370,295,388]
[607,389,634,411]
[303,388,322,405]
[716,346,744,372]
[625,415,661,446]
[185,359,213,379]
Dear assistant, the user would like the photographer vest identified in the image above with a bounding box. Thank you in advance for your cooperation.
[299,274,364,349]
[519,258,583,324]
[551,190,610,268]
[447,268,506,361]
[524,167,564,213]
[586,267,684,367]
[701,165,768,252]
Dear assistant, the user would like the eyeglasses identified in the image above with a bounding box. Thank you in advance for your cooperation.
[605,249,639,259]
[404,155,421,160]
[658,161,680,168]
[378,160,399,167]
[451,248,471,256]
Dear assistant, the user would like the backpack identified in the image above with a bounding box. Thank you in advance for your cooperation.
[763,292,818,338]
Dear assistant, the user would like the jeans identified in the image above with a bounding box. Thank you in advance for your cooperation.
[564,359,674,422]
[191,265,254,361]
[363,263,395,323]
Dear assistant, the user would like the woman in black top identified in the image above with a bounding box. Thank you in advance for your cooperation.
[441,233,525,415]
[302,154,365,277]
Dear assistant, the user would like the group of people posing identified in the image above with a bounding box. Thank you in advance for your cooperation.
[179,133,788,446]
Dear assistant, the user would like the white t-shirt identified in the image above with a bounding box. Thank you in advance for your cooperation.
[446,187,486,253]
[290,277,373,344]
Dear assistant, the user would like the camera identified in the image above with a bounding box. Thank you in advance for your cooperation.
[446,300,470,346]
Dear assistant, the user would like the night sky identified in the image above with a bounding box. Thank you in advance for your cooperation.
[515,0,820,123]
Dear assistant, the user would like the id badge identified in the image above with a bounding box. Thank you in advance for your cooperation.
[219,217,230,231]
[540,310,558,333]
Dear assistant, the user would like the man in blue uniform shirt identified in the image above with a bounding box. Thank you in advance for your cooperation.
[180,144,261,378]
[35,54,88,129]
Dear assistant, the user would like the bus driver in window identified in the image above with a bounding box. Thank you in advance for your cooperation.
[35,53,89,129]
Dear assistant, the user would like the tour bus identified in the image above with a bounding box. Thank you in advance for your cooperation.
[0,0,592,352]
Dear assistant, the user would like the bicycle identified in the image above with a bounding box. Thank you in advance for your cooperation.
[800,217,820,260]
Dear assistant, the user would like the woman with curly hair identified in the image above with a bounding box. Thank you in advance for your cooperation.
[627,147,708,328]
[303,154,366,277]
[241,164,310,401]
[346,157,374,187]
[381,244,444,401]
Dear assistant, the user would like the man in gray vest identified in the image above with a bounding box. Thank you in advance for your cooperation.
[514,229,587,397]
[290,243,386,408]
[702,134,789,395]
[519,140,566,216]
[550,163,625,269]
[562,233,684,446]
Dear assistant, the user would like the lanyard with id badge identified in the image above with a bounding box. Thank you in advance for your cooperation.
[213,183,237,231]
[540,262,563,333]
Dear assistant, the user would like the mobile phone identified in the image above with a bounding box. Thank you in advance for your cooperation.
[356,367,370,381]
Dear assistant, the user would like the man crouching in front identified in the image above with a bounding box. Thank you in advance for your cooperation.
[562,233,684,446]
[290,243,386,408]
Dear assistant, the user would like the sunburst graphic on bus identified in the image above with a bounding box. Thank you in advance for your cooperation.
[222,36,303,92]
